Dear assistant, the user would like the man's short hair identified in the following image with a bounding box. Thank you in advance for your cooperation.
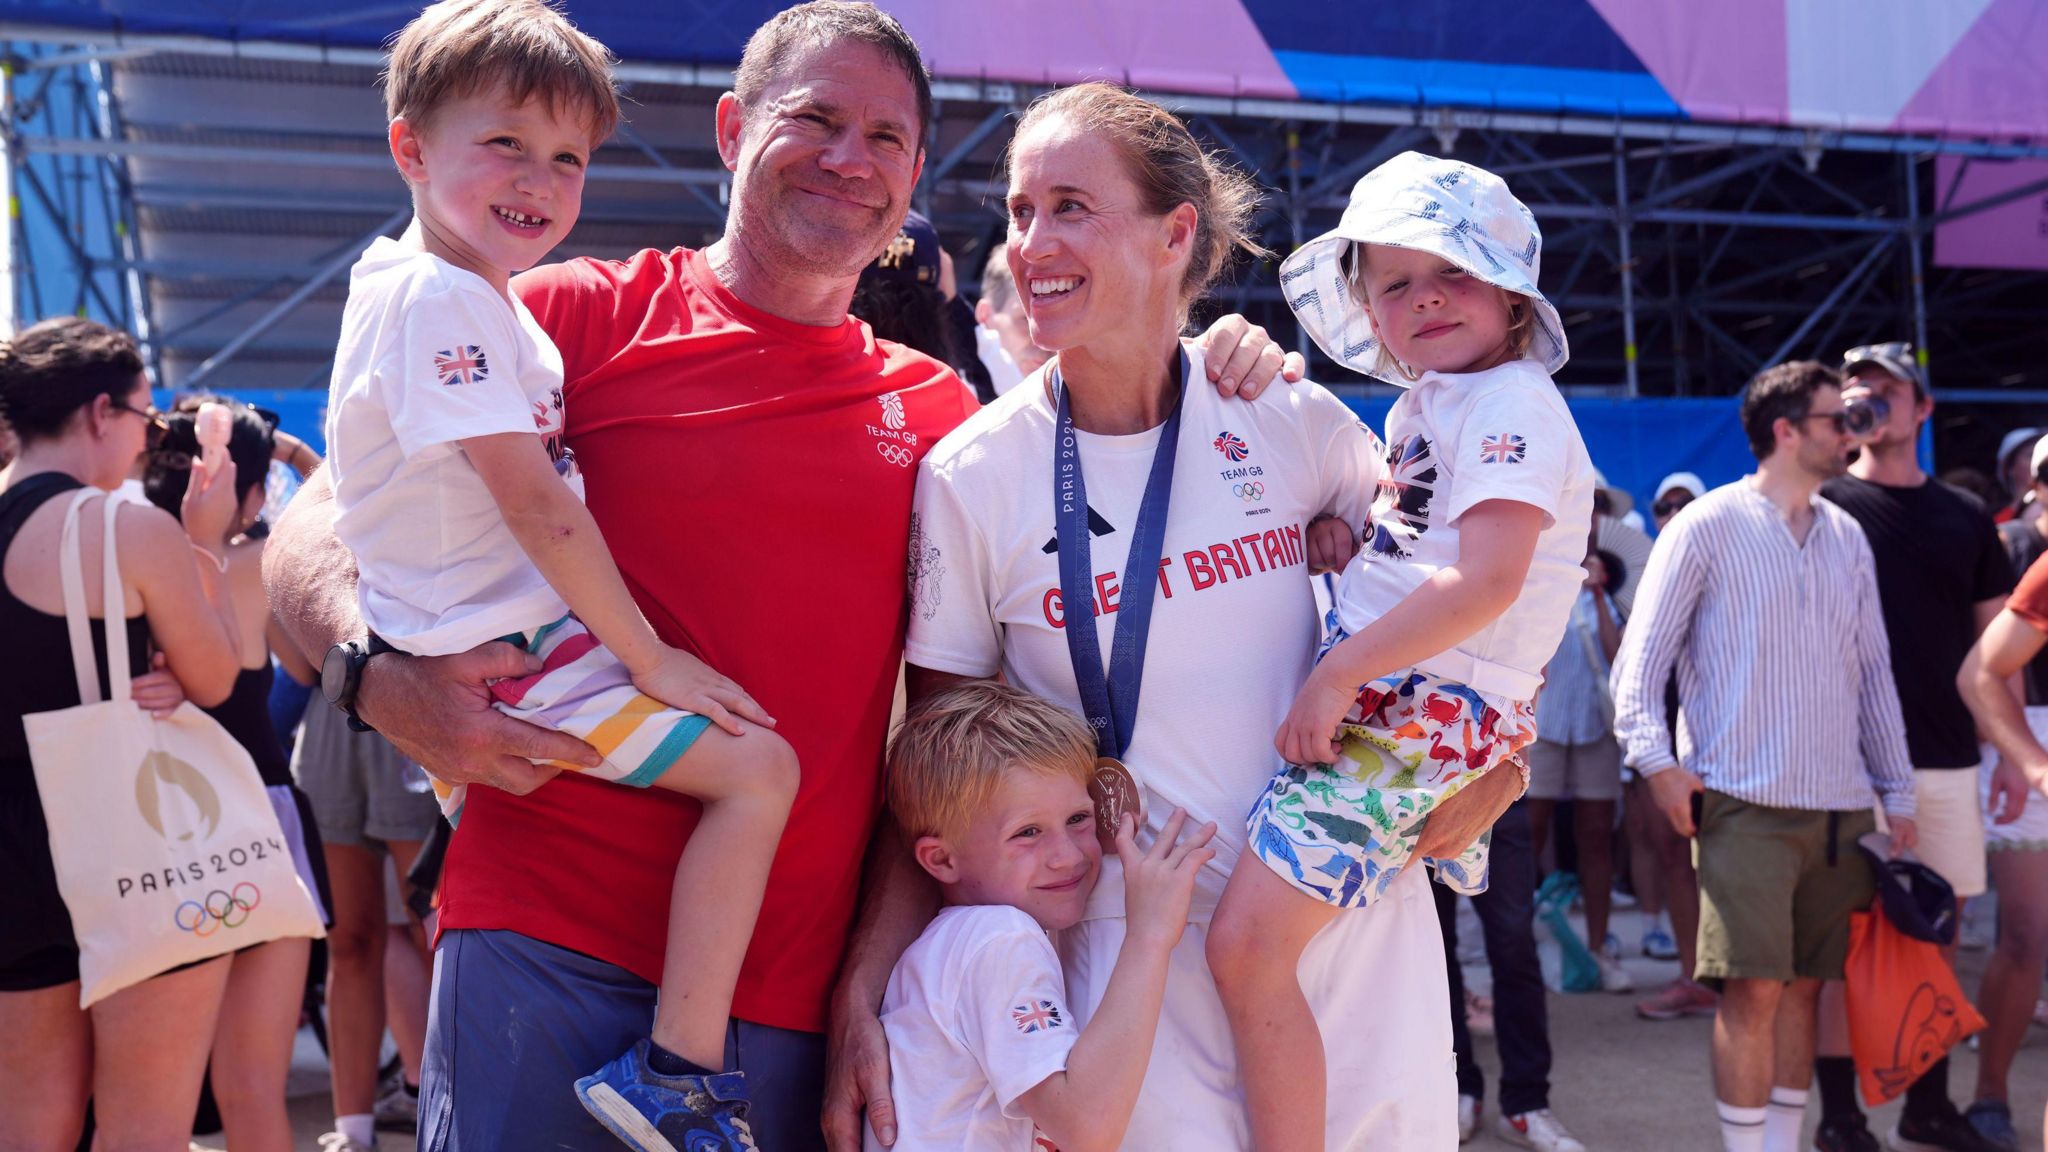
[887,682,1095,843]
[1740,360,1841,462]
[384,0,620,144]
[980,242,1018,315]
[733,2,932,141]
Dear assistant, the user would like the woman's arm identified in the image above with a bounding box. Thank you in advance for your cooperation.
[1959,608,2048,793]
[124,501,241,707]
[1276,499,1544,766]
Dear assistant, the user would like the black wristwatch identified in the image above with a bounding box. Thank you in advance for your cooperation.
[321,636,392,733]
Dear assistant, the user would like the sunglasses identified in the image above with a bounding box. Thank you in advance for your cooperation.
[114,400,169,448]
[1653,496,1692,518]
[1795,410,1854,435]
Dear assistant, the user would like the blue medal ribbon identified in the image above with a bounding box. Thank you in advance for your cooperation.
[1053,349,1188,760]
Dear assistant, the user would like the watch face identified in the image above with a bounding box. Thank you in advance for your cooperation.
[321,643,352,705]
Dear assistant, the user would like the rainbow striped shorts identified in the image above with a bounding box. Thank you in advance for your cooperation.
[429,614,711,824]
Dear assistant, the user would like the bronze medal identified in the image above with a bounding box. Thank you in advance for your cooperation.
[1089,756,1142,850]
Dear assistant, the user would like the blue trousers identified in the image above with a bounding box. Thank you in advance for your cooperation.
[419,928,827,1151]
[1434,799,1553,1117]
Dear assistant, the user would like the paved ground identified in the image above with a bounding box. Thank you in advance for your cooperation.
[211,903,2045,1151]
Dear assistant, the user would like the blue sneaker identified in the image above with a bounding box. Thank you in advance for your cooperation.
[1641,926,1680,960]
[574,1039,758,1152]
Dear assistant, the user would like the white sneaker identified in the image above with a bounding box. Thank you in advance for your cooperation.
[1458,1094,1481,1143]
[1497,1109,1588,1152]
[316,1135,374,1152]
[1595,953,1635,993]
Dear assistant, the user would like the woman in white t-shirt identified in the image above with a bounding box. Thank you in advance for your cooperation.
[902,84,1459,1149]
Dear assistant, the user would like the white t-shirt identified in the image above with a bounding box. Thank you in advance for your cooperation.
[906,348,1383,920]
[324,238,583,656]
[976,325,1027,397]
[872,905,1076,1152]
[1335,359,1593,701]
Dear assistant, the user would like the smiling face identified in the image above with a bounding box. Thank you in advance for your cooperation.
[1004,113,1193,359]
[718,38,924,281]
[1355,243,1521,377]
[917,763,1102,932]
[392,85,593,289]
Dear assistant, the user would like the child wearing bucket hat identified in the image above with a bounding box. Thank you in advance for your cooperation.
[1206,152,1595,1151]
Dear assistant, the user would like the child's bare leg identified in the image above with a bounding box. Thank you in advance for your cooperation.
[642,720,799,1070]
[1208,856,1342,1152]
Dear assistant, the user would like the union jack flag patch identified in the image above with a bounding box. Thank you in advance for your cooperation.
[434,345,489,386]
[1011,999,1065,1034]
[1479,434,1526,464]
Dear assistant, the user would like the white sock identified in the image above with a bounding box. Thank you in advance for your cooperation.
[1717,1101,1767,1152]
[335,1114,375,1146]
[1763,1088,1809,1152]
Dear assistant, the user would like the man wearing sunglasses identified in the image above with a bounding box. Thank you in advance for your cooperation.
[1814,343,2015,1152]
[1612,360,1919,1152]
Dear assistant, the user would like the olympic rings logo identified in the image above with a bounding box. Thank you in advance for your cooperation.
[174,883,261,936]
[876,442,914,468]
[1233,482,1265,503]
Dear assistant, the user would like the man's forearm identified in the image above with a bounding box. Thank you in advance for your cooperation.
[832,818,939,1018]
[262,467,365,659]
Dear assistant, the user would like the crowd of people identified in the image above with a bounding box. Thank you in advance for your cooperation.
[0,2,2044,1151]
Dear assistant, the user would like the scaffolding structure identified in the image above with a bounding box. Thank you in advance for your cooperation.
[3,20,2045,413]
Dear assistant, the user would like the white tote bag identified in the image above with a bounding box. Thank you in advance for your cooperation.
[23,489,324,1008]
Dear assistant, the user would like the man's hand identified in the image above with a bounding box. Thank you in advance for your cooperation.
[1646,765,1707,837]
[1191,314,1307,401]
[823,994,896,1150]
[356,641,598,793]
[1305,514,1360,575]
[1884,815,1919,858]
[1415,760,1527,860]
[1989,759,2032,825]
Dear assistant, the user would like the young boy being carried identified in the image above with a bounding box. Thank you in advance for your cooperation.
[876,682,1215,1151]
[324,3,796,1146]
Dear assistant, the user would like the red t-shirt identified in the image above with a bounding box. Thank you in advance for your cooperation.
[2010,549,2048,632]
[435,247,974,1032]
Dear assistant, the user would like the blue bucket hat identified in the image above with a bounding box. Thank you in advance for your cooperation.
[1279,151,1568,384]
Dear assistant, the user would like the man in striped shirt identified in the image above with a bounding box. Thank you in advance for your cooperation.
[1611,361,1917,1152]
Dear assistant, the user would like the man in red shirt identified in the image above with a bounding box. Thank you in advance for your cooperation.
[268,5,1299,1148]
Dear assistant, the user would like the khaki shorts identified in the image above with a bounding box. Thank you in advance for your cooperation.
[1694,791,1876,986]
[1524,737,1623,801]
[1872,767,1986,898]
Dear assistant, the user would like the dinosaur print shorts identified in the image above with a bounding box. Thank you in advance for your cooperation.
[1246,666,1535,909]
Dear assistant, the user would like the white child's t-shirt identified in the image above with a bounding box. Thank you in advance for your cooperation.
[1334,358,1594,701]
[325,238,583,656]
[871,905,1077,1152]
[906,348,1383,921]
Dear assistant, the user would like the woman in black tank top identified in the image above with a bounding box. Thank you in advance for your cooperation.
[0,318,246,1149]
[145,395,329,1150]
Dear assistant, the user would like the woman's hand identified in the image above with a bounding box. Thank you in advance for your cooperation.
[180,457,238,550]
[132,651,187,718]
[1276,667,1357,767]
